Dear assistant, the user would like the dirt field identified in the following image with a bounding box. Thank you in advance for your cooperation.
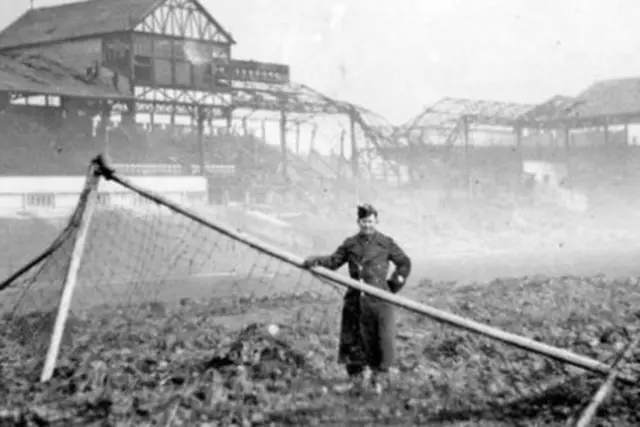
[1,211,640,426]
[2,271,640,426]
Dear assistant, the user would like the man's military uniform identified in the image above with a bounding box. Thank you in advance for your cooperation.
[306,230,412,379]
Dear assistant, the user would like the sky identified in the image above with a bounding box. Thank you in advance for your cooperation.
[3,0,640,124]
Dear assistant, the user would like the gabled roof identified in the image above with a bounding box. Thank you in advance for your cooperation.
[0,0,235,50]
[0,0,156,49]
[519,79,640,127]
[571,77,640,118]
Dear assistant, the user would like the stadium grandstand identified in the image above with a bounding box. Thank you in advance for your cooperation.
[0,0,402,213]
[386,80,640,222]
[2,0,640,235]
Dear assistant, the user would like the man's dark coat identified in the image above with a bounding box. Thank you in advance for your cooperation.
[312,231,411,372]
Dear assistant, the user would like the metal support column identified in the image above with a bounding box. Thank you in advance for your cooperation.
[279,109,288,181]
[196,106,206,176]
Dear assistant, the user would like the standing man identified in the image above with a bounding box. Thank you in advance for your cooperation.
[302,204,412,394]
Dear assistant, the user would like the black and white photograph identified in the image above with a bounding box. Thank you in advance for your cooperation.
[1,1,639,425]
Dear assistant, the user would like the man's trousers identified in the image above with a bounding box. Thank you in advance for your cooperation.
[338,290,396,376]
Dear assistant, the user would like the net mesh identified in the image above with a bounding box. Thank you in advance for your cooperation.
[1,204,82,373]
[1,168,640,426]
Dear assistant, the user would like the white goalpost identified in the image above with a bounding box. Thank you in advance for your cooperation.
[40,166,101,382]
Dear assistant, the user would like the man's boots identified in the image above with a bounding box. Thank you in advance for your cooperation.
[370,369,389,396]
[333,366,368,394]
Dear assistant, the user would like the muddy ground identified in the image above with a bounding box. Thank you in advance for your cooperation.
[2,209,640,426]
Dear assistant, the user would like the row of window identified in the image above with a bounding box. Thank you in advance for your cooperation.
[103,35,231,88]
[133,36,229,61]
[131,35,227,88]
[134,56,216,88]
[23,193,112,208]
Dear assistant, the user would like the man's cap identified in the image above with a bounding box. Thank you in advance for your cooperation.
[357,203,378,219]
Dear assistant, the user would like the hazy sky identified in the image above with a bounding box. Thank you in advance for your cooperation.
[3,0,640,124]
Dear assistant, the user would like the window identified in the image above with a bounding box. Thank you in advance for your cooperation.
[134,36,153,85]
[174,60,191,86]
[204,63,216,84]
[154,58,172,85]
[134,36,153,56]
[194,63,217,89]
[25,193,55,208]
[211,44,229,59]
[103,36,131,75]
[134,55,152,85]
[154,39,172,58]
[193,63,209,89]
[172,40,186,60]
[182,41,212,63]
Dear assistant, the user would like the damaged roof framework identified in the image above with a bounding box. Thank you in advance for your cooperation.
[0,0,390,125]
[403,78,640,136]
[404,97,536,130]
[6,0,640,159]
[0,50,393,164]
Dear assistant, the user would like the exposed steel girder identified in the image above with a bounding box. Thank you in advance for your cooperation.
[230,82,345,115]
[402,97,535,133]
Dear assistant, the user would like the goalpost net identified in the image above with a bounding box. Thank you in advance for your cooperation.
[0,156,636,425]
[1,158,343,382]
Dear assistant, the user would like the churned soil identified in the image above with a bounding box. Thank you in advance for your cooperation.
[1,274,640,426]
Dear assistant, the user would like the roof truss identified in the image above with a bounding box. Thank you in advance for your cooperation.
[230,81,347,115]
[404,97,536,131]
[135,0,233,44]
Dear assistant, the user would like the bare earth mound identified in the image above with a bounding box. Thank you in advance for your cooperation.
[1,274,639,426]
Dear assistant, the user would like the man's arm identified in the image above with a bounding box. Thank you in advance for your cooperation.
[303,239,350,271]
[388,238,412,293]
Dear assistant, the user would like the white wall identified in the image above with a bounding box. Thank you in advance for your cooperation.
[0,175,208,218]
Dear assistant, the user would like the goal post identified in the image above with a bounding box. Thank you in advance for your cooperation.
[40,163,101,382]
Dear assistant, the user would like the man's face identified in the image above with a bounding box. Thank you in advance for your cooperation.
[357,214,377,235]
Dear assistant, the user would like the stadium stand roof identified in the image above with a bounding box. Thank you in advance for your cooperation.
[411,97,534,129]
[562,78,640,125]
[573,78,640,118]
[0,50,130,100]
[0,1,387,119]
[521,78,640,127]
[0,11,393,161]
[232,82,349,115]
[0,0,405,179]
[0,0,235,50]
[403,80,640,133]
[401,97,535,132]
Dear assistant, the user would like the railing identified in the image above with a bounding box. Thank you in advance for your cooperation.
[111,163,235,176]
